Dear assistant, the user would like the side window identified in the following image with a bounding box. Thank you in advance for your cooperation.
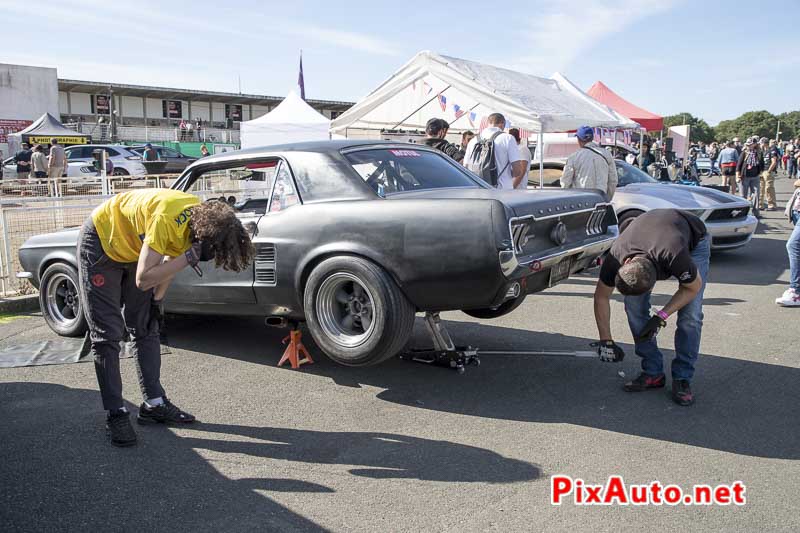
[163,148,180,158]
[65,147,84,159]
[186,160,279,210]
[269,162,300,213]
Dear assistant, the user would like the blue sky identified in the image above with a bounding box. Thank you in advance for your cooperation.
[1,0,794,124]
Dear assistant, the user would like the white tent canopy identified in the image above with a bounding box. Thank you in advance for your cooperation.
[240,91,330,148]
[330,51,638,136]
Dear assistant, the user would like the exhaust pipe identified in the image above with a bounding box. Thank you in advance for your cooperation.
[505,282,521,300]
[265,316,289,328]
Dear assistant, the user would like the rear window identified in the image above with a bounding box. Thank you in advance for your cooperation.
[343,148,479,196]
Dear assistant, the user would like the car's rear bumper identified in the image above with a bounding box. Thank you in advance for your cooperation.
[706,215,758,249]
[490,228,618,306]
[501,227,618,280]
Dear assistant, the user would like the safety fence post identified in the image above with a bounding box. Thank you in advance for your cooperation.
[1,207,12,296]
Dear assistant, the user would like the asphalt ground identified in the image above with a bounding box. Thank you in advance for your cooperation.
[1,177,798,532]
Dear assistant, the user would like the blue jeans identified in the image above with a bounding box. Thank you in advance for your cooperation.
[623,237,710,382]
[788,222,800,291]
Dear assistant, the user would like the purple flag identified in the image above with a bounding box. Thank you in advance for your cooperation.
[298,52,306,100]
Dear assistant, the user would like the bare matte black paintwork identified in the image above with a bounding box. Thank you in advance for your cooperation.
[18,141,613,322]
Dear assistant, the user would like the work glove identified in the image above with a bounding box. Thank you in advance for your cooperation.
[594,340,625,363]
[635,314,667,343]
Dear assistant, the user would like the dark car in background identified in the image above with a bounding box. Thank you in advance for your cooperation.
[18,141,617,367]
[130,145,197,173]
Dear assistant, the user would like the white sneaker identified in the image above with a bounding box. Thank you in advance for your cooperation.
[775,288,800,307]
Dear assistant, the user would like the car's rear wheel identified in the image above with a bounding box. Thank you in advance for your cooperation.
[39,263,87,337]
[304,256,415,366]
[463,293,526,320]
[112,168,129,176]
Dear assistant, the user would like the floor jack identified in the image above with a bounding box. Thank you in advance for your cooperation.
[398,312,481,374]
[399,312,597,374]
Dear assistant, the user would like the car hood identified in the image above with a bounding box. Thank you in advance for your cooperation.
[387,187,607,218]
[614,183,746,209]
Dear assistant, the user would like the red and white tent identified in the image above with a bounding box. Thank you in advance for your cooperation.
[586,81,663,132]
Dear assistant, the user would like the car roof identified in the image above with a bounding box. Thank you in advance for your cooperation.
[69,144,137,152]
[196,140,439,164]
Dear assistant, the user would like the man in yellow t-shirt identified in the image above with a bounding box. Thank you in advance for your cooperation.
[77,188,255,447]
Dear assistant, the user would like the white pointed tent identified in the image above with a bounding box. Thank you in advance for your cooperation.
[330,51,638,136]
[240,91,330,148]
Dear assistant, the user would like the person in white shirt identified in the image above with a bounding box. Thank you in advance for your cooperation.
[508,128,531,190]
[560,125,618,199]
[463,113,526,190]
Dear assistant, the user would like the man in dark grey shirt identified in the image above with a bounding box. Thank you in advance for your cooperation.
[593,209,709,406]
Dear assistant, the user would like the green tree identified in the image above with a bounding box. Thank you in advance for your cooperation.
[713,111,782,142]
[776,111,800,140]
[654,113,715,144]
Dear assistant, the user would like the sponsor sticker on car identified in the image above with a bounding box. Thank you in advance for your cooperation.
[390,150,421,157]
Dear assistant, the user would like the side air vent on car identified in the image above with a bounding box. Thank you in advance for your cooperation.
[255,243,276,286]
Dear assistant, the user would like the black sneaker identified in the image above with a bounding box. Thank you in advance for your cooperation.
[106,410,137,447]
[671,379,695,406]
[623,372,666,392]
[137,398,196,425]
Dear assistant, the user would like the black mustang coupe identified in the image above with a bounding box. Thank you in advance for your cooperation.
[18,141,617,366]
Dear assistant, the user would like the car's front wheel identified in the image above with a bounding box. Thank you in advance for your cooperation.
[39,262,87,337]
[112,168,129,176]
[304,256,415,366]
[617,209,644,226]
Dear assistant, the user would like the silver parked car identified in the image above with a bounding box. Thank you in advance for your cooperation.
[529,159,757,250]
[63,144,147,176]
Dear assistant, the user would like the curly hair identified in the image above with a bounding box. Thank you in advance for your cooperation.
[188,201,255,272]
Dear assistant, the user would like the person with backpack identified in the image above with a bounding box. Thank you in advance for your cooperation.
[560,126,618,200]
[463,113,526,190]
[423,118,464,163]
[736,138,764,217]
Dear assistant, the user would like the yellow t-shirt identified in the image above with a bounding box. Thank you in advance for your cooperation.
[91,189,200,263]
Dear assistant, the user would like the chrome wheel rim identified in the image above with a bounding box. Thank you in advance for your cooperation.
[46,272,80,328]
[316,273,376,348]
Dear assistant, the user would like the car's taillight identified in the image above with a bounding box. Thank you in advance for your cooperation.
[510,219,533,254]
[126,155,142,161]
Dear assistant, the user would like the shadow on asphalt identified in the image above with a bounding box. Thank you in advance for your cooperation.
[179,423,540,483]
[164,315,800,461]
[0,382,326,532]
[0,380,539,530]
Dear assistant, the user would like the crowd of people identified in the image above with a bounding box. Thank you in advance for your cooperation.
[11,139,67,179]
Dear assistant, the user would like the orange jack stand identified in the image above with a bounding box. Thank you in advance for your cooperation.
[278,329,314,369]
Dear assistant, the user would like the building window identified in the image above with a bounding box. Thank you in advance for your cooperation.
[91,95,110,114]
[162,100,183,119]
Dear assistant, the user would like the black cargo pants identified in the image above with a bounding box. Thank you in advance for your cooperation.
[77,219,164,411]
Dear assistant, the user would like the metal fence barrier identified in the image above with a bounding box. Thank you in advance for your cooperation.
[0,196,108,295]
[0,174,247,295]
